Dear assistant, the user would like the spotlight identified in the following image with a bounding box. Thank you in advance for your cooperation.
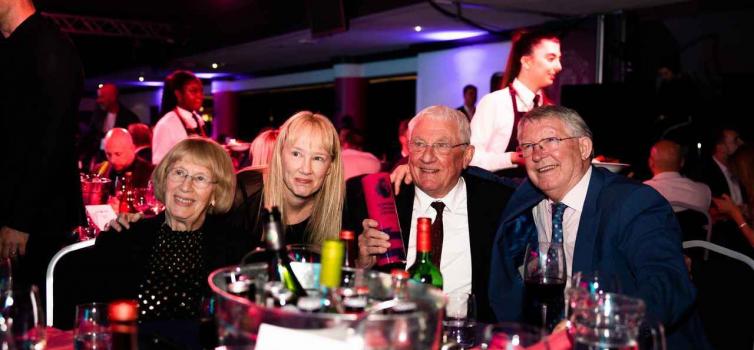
[414,26,422,32]
[138,76,145,82]
[211,63,219,69]
[98,83,103,89]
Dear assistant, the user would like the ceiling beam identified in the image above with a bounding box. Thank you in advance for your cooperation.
[41,12,174,42]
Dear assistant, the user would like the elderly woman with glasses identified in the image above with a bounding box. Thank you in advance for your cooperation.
[91,138,248,327]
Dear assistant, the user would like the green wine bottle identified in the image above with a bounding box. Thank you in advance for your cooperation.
[263,207,307,299]
[408,217,443,289]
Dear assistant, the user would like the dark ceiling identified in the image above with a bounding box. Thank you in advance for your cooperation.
[34,0,424,77]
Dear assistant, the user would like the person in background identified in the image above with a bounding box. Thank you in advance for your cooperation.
[92,128,154,188]
[456,84,477,120]
[152,70,206,165]
[644,140,711,212]
[694,127,745,203]
[91,138,247,348]
[340,128,381,180]
[470,30,562,173]
[80,83,140,168]
[344,106,513,323]
[489,106,707,349]
[712,145,754,249]
[128,122,152,164]
[247,128,279,169]
[1,0,85,291]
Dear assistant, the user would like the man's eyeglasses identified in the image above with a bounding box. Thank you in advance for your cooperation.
[518,136,581,157]
[408,140,469,155]
[167,168,217,189]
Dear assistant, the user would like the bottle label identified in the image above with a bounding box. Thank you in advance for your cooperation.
[361,172,406,267]
[319,240,344,289]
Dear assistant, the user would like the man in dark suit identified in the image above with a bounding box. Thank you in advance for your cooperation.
[456,84,477,120]
[80,83,141,167]
[489,106,707,348]
[694,127,744,201]
[343,105,513,323]
[0,0,85,288]
[91,128,154,188]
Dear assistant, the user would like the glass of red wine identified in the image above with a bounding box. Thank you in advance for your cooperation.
[523,241,567,332]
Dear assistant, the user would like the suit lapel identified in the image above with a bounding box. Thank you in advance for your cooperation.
[396,183,415,249]
[464,174,484,281]
[572,166,605,274]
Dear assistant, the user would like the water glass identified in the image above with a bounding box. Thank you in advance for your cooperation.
[443,292,477,348]
[74,303,111,350]
[483,322,544,350]
[1,286,46,350]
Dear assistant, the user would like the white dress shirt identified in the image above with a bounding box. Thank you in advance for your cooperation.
[469,79,542,172]
[406,178,472,295]
[532,167,592,286]
[713,157,744,205]
[644,171,712,212]
[152,106,204,165]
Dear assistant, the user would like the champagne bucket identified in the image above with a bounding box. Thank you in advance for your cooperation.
[208,262,446,349]
[80,176,111,205]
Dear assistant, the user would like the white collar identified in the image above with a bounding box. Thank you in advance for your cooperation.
[548,166,592,213]
[512,79,540,106]
[652,171,682,180]
[414,177,466,214]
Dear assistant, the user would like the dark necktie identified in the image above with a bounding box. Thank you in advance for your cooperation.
[430,201,446,267]
[548,202,567,260]
[532,95,540,110]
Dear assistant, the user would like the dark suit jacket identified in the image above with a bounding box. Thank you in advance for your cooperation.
[92,157,154,188]
[489,166,708,349]
[90,103,141,135]
[693,157,732,198]
[343,166,513,323]
[0,12,85,235]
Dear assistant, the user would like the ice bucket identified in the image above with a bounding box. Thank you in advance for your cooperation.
[80,175,111,205]
[208,262,446,349]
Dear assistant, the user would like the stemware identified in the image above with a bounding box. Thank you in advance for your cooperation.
[522,241,567,332]
[1,286,46,350]
[73,302,111,350]
[443,292,477,348]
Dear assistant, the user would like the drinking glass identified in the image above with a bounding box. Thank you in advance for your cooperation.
[482,322,544,350]
[286,244,321,263]
[73,302,111,350]
[443,292,477,348]
[523,241,567,332]
[567,271,622,318]
[1,286,46,350]
[0,258,12,293]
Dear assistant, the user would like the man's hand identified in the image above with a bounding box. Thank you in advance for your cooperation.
[356,219,391,268]
[511,151,526,165]
[389,164,413,195]
[0,226,30,259]
[105,212,144,232]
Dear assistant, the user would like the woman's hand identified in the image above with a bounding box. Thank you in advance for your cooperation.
[105,212,144,232]
[390,164,412,195]
[712,194,741,218]
[356,219,391,269]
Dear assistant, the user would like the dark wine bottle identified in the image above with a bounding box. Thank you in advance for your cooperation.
[339,230,356,268]
[408,217,443,289]
[262,207,307,299]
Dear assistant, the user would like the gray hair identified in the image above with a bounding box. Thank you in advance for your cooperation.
[408,105,471,143]
[517,105,593,141]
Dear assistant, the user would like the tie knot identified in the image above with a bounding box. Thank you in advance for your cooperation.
[552,202,567,217]
[532,95,540,108]
[431,201,446,213]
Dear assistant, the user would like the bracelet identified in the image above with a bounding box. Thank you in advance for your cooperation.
[740,222,749,229]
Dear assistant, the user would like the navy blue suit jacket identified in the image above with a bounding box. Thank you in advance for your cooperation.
[489,166,708,348]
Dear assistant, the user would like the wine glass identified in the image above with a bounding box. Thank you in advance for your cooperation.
[483,322,544,350]
[523,241,567,332]
[286,244,321,263]
[1,286,46,350]
[566,270,622,321]
[73,302,111,350]
[443,292,477,347]
[0,258,12,293]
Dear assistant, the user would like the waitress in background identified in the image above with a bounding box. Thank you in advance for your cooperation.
[470,30,562,174]
[152,70,207,165]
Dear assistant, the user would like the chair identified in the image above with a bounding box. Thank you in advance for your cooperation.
[671,201,712,260]
[45,238,97,329]
[683,240,754,350]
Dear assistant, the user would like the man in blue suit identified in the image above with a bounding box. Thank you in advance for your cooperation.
[489,105,708,348]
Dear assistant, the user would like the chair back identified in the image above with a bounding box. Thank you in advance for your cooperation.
[45,239,97,329]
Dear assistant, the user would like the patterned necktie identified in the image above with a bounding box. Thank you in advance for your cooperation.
[548,202,567,261]
[551,202,567,243]
[430,201,446,267]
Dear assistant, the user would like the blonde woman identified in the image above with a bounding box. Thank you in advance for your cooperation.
[234,111,344,245]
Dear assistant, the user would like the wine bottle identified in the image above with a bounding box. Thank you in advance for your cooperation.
[339,230,356,268]
[262,207,307,299]
[108,300,138,350]
[408,217,443,289]
[319,239,345,313]
[118,171,138,214]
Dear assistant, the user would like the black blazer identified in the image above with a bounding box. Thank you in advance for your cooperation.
[693,157,732,198]
[343,166,513,322]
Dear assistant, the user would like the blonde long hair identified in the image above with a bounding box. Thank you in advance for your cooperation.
[263,111,344,244]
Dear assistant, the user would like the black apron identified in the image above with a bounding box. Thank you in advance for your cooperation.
[496,86,540,180]
[175,108,207,138]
